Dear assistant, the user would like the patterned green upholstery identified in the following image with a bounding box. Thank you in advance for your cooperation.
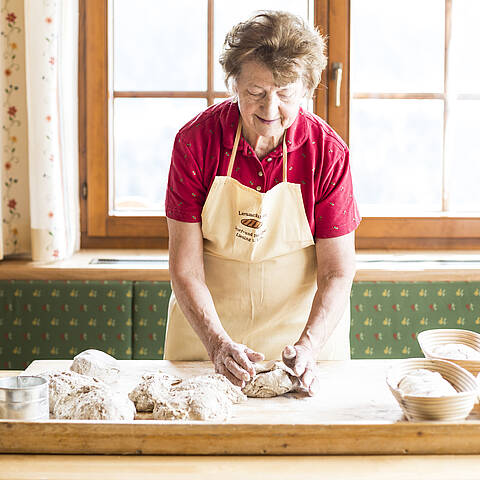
[351,282,480,359]
[1,279,479,369]
[0,280,133,369]
[132,282,171,359]
[133,281,480,360]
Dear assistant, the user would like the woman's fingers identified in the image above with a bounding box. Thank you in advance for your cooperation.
[282,344,307,375]
[230,348,255,378]
[283,345,296,359]
[213,341,264,387]
[292,355,307,377]
[301,365,319,396]
[282,345,297,370]
[224,355,251,382]
[308,376,319,396]
[218,364,245,388]
[281,344,319,396]
[245,347,264,362]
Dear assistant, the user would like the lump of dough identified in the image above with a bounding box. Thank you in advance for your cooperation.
[153,388,233,421]
[152,373,246,421]
[431,343,480,360]
[398,369,457,397]
[70,349,120,383]
[174,374,246,404]
[129,373,181,412]
[242,361,300,398]
[54,384,135,420]
[38,370,108,413]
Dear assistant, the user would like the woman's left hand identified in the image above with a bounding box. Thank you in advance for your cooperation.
[282,344,318,396]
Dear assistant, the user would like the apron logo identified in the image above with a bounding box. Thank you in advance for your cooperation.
[241,218,262,229]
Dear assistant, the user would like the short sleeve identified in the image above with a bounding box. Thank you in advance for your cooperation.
[165,133,206,223]
[314,145,361,238]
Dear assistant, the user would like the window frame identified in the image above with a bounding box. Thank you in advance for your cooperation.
[329,0,480,249]
[79,0,480,249]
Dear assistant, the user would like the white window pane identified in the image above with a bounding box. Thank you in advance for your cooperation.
[449,100,480,212]
[351,0,444,93]
[214,97,230,104]
[113,0,207,91]
[113,98,206,213]
[214,2,310,92]
[451,0,480,94]
[350,99,444,214]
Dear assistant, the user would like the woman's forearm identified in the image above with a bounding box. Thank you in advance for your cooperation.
[296,270,354,352]
[167,218,231,356]
[170,272,230,354]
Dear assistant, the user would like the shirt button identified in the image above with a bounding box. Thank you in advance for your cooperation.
[256,186,262,191]
[266,157,272,162]
[258,171,263,177]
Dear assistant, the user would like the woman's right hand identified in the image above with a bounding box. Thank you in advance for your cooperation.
[209,337,264,387]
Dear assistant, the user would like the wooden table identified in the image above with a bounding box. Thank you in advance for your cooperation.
[2,359,480,456]
[2,361,480,479]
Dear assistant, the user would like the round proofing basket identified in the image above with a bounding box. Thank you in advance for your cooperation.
[386,358,479,422]
[418,329,480,376]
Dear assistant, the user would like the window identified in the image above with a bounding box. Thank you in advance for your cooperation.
[330,0,480,248]
[80,0,480,249]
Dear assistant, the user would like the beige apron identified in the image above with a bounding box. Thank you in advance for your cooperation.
[165,120,350,361]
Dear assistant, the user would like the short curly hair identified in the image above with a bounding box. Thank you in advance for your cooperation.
[219,11,327,97]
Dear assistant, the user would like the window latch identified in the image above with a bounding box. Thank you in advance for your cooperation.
[332,62,343,107]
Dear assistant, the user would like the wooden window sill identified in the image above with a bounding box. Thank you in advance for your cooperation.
[354,251,480,281]
[0,250,170,281]
[0,250,479,282]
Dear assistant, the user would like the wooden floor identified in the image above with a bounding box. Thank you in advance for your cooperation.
[2,454,480,480]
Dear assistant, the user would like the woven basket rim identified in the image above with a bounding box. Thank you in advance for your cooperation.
[418,329,480,341]
[386,358,478,401]
[418,329,480,363]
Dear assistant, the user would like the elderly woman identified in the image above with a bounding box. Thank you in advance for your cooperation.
[164,11,360,395]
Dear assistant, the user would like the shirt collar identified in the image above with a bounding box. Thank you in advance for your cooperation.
[220,100,309,156]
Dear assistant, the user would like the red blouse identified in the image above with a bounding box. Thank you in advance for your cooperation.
[165,100,360,238]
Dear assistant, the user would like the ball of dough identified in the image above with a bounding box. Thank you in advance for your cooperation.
[175,374,246,404]
[54,384,135,420]
[242,361,300,398]
[398,369,457,397]
[38,370,108,413]
[129,373,180,412]
[153,388,233,422]
[431,343,480,360]
[70,349,120,383]
[152,374,246,421]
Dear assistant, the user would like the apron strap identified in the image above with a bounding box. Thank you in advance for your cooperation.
[226,118,289,182]
[282,134,288,182]
[226,120,243,178]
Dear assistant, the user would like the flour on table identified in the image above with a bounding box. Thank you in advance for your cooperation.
[242,361,301,398]
[54,383,135,421]
[398,369,457,397]
[38,370,107,413]
[129,373,181,412]
[431,343,480,360]
[152,373,246,421]
[70,349,120,383]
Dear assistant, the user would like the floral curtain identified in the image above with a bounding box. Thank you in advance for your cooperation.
[0,0,79,261]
